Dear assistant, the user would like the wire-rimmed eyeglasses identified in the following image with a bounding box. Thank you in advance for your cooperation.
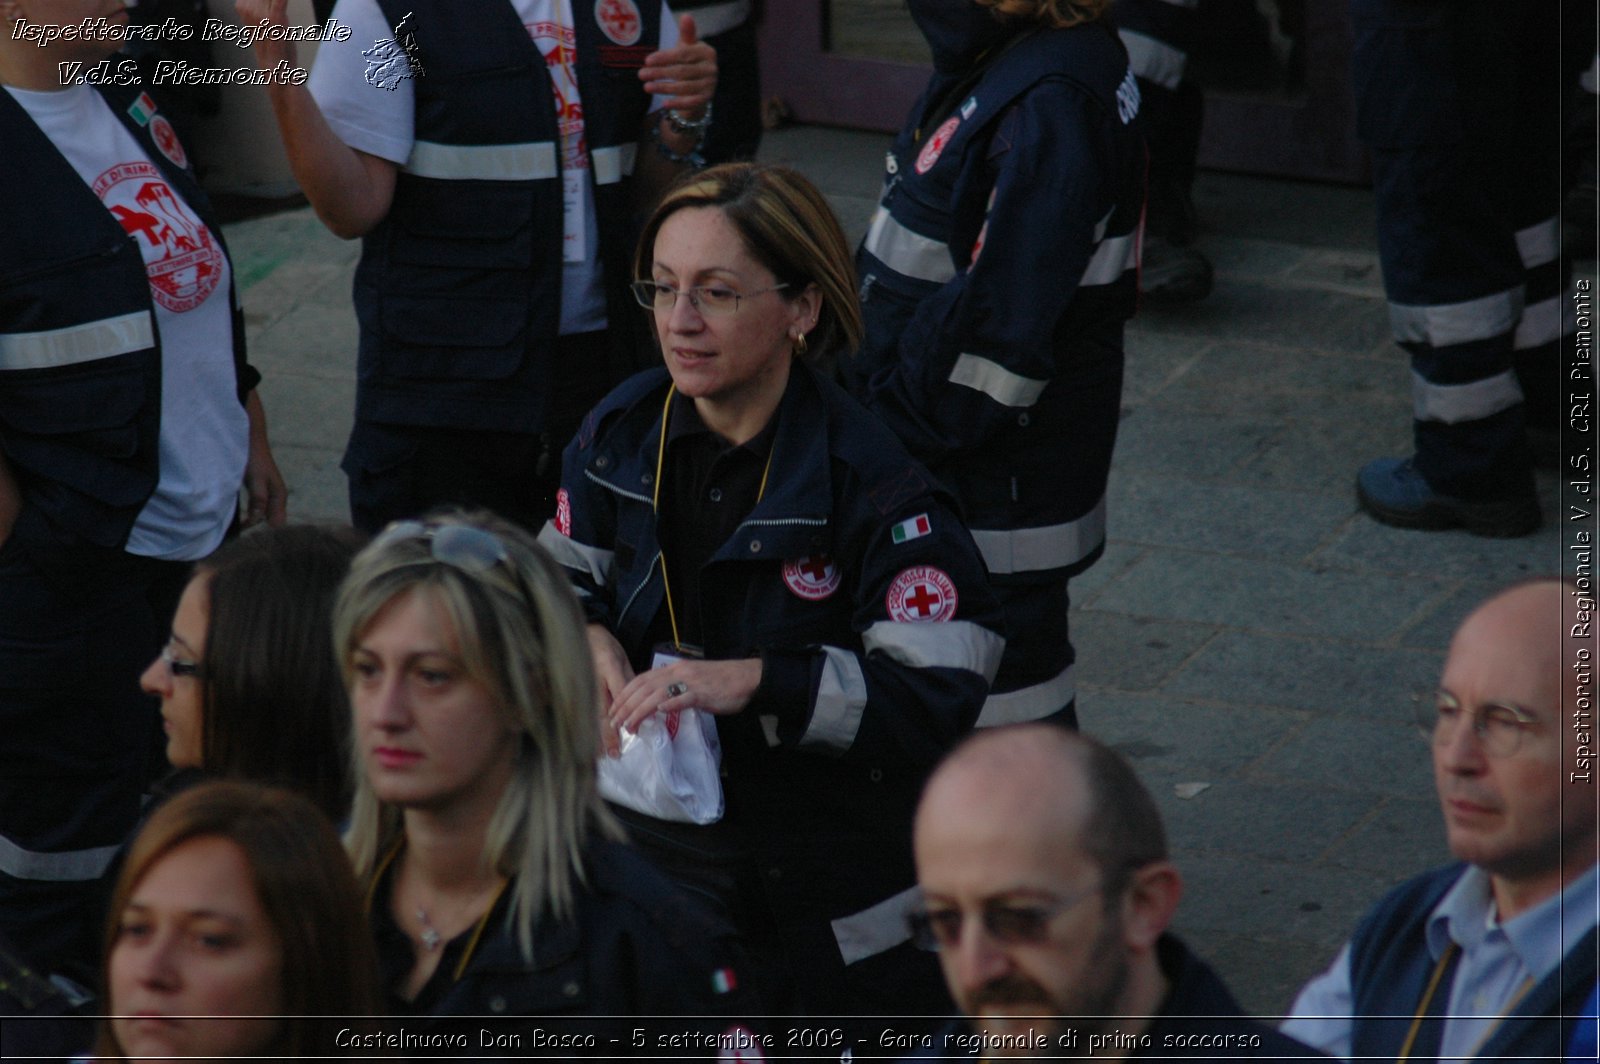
[1414,690,1539,758]
[629,280,789,316]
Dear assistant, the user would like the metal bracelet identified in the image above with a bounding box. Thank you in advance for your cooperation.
[665,100,714,136]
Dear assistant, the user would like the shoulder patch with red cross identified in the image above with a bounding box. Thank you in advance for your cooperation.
[885,566,958,623]
[555,488,572,536]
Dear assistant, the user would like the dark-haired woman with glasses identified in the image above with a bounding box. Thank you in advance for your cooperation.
[539,162,1006,1025]
[331,510,758,1041]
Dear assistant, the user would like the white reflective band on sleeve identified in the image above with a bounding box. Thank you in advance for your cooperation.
[799,647,868,754]
[1080,231,1137,287]
[404,139,558,181]
[0,310,152,371]
[863,207,956,284]
[1412,369,1524,424]
[1514,217,1560,269]
[536,523,614,586]
[681,0,750,37]
[832,885,922,965]
[971,496,1106,575]
[591,143,638,186]
[1513,295,1565,351]
[1388,288,1521,348]
[0,833,121,882]
[863,620,1005,681]
[948,353,1048,408]
[976,662,1076,728]
[1118,30,1186,89]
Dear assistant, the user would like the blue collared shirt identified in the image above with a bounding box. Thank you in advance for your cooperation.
[1282,863,1599,1060]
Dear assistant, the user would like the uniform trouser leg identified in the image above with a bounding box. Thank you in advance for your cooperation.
[343,331,617,535]
[0,536,183,981]
[978,576,1077,730]
[1353,1,1565,499]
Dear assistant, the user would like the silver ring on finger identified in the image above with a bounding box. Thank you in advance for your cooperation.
[666,681,688,699]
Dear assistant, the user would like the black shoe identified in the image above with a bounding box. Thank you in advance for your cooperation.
[1141,236,1214,303]
[1356,457,1540,537]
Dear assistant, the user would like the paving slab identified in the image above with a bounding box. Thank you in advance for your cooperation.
[1135,278,1389,355]
[1069,612,1218,691]
[1138,341,1403,421]
[1077,690,1303,781]
[1091,551,1448,641]
[1250,717,1438,804]
[1109,409,1280,479]
[1318,796,1454,878]
[1107,472,1353,558]
[1163,631,1443,718]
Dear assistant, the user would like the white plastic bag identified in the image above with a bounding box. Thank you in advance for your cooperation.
[597,707,724,825]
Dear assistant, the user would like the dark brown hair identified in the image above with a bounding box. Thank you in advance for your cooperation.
[94,781,383,1058]
[196,524,364,822]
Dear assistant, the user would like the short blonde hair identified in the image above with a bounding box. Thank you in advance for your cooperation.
[976,0,1110,28]
[334,511,620,960]
[636,162,864,360]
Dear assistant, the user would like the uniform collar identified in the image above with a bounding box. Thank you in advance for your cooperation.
[1427,863,1600,980]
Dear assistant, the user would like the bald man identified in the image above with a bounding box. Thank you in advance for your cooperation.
[1284,578,1598,1060]
[908,726,1319,1060]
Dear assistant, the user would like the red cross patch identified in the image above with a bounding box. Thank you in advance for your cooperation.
[886,566,958,623]
[594,0,642,46]
[915,116,960,174]
[555,488,572,536]
[782,554,841,601]
[149,115,188,170]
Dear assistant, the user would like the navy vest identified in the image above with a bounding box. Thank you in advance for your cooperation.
[357,0,660,434]
[1348,864,1598,1061]
[0,83,248,556]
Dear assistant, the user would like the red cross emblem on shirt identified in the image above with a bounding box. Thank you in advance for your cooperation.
[595,0,643,45]
[886,565,958,623]
[782,554,841,601]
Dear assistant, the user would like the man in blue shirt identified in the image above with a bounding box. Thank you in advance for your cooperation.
[1283,577,1598,1060]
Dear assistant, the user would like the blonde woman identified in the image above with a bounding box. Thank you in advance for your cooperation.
[333,510,757,1041]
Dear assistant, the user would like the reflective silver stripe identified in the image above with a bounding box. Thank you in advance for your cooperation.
[404,139,558,181]
[591,143,638,186]
[1513,295,1564,350]
[1080,231,1137,287]
[976,662,1076,728]
[1412,368,1523,424]
[0,310,152,371]
[536,523,614,586]
[682,0,750,37]
[948,353,1048,408]
[863,207,955,284]
[1388,288,1521,348]
[1515,218,1560,269]
[832,885,921,965]
[1118,30,1186,88]
[0,834,121,882]
[799,647,868,753]
[971,496,1106,575]
[863,620,1005,681]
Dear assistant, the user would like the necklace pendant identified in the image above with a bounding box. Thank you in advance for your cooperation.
[416,908,443,951]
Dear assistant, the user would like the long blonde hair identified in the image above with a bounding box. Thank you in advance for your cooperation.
[333,510,620,959]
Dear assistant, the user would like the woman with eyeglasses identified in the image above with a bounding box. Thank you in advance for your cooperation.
[332,510,758,1042]
[138,525,363,823]
[539,163,1007,1025]
[92,779,382,1062]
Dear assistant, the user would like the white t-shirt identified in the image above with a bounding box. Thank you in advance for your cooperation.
[4,85,247,561]
[311,0,676,335]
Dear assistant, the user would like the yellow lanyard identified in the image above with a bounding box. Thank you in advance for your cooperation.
[1395,942,1536,1063]
[652,384,774,652]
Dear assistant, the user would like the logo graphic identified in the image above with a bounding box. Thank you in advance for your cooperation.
[885,566,958,624]
[781,555,841,601]
[95,162,223,314]
[555,488,572,536]
[363,10,424,91]
[595,0,642,46]
[149,115,187,170]
[915,116,960,174]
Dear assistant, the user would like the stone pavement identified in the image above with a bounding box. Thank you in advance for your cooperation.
[223,123,1591,1017]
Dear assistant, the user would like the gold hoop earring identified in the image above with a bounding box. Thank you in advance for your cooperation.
[793,331,808,357]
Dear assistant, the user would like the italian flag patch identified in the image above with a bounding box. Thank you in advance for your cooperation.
[891,513,931,544]
[711,967,738,994]
[127,92,157,126]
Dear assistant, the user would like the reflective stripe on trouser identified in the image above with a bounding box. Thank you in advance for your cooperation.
[981,576,1077,729]
[1359,5,1564,497]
